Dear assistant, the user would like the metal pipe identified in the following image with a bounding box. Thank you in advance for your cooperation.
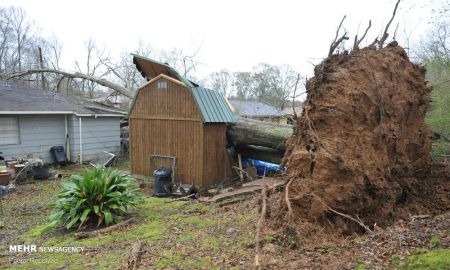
[64,114,68,136]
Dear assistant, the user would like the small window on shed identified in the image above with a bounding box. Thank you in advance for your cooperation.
[0,117,20,145]
[157,81,168,89]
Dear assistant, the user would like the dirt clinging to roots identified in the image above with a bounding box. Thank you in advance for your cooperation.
[282,43,446,235]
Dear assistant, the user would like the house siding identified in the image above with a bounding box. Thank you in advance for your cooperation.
[68,115,120,163]
[0,115,66,162]
[0,114,120,163]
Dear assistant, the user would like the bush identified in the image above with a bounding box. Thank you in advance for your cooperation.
[48,167,142,230]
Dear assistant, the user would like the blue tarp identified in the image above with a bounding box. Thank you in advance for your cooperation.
[242,158,285,176]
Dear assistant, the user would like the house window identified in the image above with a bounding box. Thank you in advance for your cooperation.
[0,117,20,145]
[157,81,168,89]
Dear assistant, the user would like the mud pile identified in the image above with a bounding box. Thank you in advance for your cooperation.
[282,43,445,235]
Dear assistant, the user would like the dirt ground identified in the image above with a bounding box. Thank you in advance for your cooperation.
[0,163,449,269]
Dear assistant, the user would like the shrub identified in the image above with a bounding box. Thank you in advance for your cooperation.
[48,167,142,230]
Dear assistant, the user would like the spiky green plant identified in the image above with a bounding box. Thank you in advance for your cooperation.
[48,167,142,230]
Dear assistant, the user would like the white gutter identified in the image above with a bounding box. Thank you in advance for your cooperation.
[79,117,83,164]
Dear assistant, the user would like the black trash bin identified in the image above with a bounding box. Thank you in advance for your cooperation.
[153,167,172,197]
[50,146,67,166]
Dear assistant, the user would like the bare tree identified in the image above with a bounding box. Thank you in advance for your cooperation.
[205,70,232,97]
[232,64,299,110]
[233,71,254,100]
[46,35,62,70]
[7,6,34,71]
[104,40,152,90]
[159,46,201,80]
[0,8,11,73]
[75,39,112,98]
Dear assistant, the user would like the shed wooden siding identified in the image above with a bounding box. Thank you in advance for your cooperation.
[130,77,205,185]
[130,119,203,184]
[202,124,234,186]
[130,77,201,120]
[130,76,237,187]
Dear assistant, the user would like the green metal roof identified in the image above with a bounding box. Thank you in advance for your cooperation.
[191,87,237,123]
[132,54,237,123]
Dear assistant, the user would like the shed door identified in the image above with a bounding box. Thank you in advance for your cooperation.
[0,117,20,145]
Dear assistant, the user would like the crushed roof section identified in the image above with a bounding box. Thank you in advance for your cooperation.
[229,99,286,117]
[132,54,237,123]
[0,80,124,116]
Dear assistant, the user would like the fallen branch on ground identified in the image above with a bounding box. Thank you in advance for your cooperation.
[126,241,142,270]
[74,217,135,239]
[254,186,268,269]
[165,193,195,203]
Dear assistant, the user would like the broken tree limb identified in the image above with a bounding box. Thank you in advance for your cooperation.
[74,217,135,239]
[3,68,134,98]
[127,241,142,270]
[227,117,293,151]
[353,20,372,51]
[378,0,401,48]
[237,153,244,181]
[202,178,286,203]
[328,15,349,57]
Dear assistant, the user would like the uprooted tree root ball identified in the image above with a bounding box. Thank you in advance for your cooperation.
[278,43,449,236]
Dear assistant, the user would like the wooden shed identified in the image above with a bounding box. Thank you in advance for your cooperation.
[129,55,237,187]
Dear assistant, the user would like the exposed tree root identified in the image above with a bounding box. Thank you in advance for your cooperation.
[311,193,373,233]
[74,217,135,239]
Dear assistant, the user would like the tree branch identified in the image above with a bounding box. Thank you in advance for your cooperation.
[378,0,401,49]
[329,15,349,57]
[3,68,133,98]
[353,20,372,51]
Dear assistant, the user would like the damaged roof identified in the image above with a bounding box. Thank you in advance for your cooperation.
[0,80,124,117]
[132,54,237,123]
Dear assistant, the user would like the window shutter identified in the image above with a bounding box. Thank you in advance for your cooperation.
[0,117,20,145]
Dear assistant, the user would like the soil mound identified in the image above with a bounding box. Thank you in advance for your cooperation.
[282,43,447,235]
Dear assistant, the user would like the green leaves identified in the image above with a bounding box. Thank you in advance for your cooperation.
[47,167,142,230]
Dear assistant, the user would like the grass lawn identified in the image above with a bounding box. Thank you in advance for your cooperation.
[0,164,449,269]
[0,165,257,269]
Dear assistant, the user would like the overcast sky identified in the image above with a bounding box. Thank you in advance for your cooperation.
[0,0,440,78]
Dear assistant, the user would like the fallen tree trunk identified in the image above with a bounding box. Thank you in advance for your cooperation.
[227,117,293,151]
[237,145,284,164]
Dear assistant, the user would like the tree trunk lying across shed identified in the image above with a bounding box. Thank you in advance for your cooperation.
[236,145,284,164]
[226,117,293,152]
